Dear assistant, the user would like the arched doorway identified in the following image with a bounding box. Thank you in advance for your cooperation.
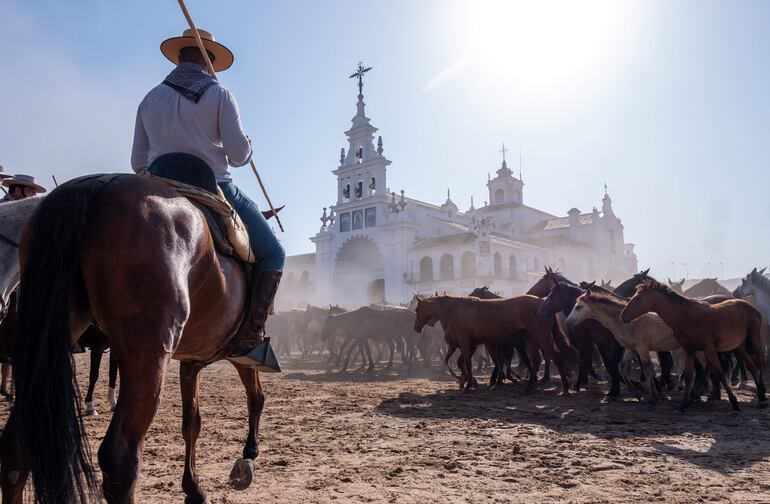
[420,256,434,282]
[334,235,385,305]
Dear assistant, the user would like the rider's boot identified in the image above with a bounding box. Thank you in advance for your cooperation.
[227,269,282,372]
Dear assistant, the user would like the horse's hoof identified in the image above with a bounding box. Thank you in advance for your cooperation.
[560,390,570,397]
[229,458,254,491]
[85,402,98,416]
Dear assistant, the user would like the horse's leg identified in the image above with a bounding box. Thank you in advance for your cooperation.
[363,340,375,372]
[335,334,353,369]
[602,344,623,400]
[444,344,460,380]
[229,364,265,491]
[341,337,357,371]
[542,343,570,396]
[108,352,119,410]
[677,351,696,412]
[179,362,209,504]
[85,342,106,416]
[733,345,767,407]
[523,342,541,395]
[386,340,395,369]
[99,349,171,503]
[702,349,739,411]
[0,410,29,504]
[0,363,11,399]
[641,352,658,404]
[657,351,674,391]
[539,357,551,384]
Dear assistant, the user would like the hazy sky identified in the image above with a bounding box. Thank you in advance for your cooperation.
[1,0,768,280]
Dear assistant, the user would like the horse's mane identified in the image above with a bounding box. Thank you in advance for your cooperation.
[584,290,626,308]
[640,278,693,305]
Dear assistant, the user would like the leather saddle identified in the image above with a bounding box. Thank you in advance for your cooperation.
[146,153,259,263]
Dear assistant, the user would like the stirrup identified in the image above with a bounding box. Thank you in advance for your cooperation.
[227,338,281,372]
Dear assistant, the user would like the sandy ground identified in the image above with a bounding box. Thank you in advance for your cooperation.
[2,353,770,503]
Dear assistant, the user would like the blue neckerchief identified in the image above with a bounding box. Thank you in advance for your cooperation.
[162,62,216,103]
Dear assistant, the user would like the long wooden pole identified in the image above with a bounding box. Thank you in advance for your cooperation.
[176,0,285,233]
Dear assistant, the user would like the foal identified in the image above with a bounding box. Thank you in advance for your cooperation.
[566,290,679,404]
[621,279,767,411]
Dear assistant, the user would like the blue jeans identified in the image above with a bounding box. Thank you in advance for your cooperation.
[219,181,285,272]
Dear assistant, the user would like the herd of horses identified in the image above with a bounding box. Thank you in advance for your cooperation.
[265,266,770,417]
[0,184,767,503]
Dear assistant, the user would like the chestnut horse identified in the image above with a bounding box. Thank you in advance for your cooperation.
[621,279,767,411]
[413,294,576,395]
[0,175,266,504]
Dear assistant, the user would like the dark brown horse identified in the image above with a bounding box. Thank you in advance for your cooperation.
[538,282,626,398]
[0,175,267,503]
[621,279,767,411]
[413,294,576,395]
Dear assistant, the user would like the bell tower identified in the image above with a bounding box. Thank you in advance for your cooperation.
[487,143,523,205]
[334,63,390,205]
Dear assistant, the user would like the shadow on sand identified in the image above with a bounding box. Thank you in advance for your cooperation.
[373,379,770,475]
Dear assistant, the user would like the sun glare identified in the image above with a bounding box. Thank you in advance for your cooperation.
[463,0,628,94]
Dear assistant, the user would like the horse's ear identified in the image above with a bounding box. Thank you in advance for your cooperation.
[642,268,650,276]
[752,267,758,274]
[435,291,439,297]
[668,277,672,284]
[760,267,767,275]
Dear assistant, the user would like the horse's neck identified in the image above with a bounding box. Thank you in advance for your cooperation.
[587,303,624,335]
[751,286,770,322]
[649,293,688,332]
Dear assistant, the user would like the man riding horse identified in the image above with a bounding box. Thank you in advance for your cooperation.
[131,28,284,367]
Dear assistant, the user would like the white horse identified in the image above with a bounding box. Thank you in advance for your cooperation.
[566,289,679,404]
[734,267,770,361]
[0,197,43,397]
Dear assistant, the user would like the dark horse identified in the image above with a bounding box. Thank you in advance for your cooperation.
[0,175,266,503]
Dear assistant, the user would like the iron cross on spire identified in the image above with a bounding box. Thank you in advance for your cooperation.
[349,62,373,96]
[499,143,509,163]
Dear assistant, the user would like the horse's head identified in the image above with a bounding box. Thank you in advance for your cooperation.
[734,267,767,298]
[565,291,594,328]
[621,279,659,323]
[668,277,685,293]
[538,281,580,320]
[614,268,650,297]
[413,295,439,332]
[601,279,613,289]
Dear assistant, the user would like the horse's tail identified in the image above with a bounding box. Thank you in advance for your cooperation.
[552,315,579,368]
[13,179,105,503]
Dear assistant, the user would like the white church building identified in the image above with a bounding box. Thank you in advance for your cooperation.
[279,76,638,308]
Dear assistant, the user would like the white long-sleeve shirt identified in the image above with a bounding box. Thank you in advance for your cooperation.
[131,64,252,181]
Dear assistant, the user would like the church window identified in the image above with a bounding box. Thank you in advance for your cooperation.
[440,254,454,280]
[461,252,477,278]
[339,212,351,232]
[494,252,502,277]
[509,255,518,280]
[352,210,363,230]
[343,183,350,200]
[420,256,434,282]
[495,188,505,204]
[365,207,376,228]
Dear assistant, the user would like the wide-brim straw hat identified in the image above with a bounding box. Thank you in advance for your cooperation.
[2,174,46,193]
[160,28,234,72]
[0,166,12,179]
